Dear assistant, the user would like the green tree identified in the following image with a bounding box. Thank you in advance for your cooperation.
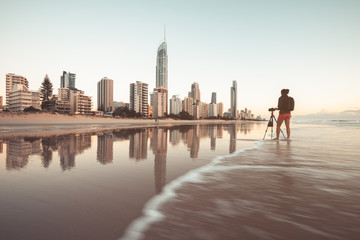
[40,74,53,102]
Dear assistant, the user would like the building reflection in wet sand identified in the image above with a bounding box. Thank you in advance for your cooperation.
[97,133,113,165]
[2,123,256,174]
[150,127,168,193]
[6,137,41,170]
[0,123,262,240]
[129,129,148,161]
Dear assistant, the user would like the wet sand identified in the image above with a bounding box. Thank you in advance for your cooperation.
[0,122,263,240]
[123,122,360,240]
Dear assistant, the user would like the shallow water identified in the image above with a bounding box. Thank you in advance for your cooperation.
[0,122,265,240]
[125,121,360,240]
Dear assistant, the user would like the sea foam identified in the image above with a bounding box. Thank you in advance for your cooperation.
[119,140,264,240]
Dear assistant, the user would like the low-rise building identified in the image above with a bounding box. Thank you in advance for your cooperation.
[8,84,41,111]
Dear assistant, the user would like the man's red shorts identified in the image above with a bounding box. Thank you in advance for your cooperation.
[278,114,291,121]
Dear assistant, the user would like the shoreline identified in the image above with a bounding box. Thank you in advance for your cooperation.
[0,112,263,138]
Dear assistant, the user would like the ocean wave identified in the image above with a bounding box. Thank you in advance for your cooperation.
[293,119,360,127]
[119,140,264,240]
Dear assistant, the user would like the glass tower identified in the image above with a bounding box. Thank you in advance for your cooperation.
[231,80,237,118]
[156,41,168,89]
[61,71,76,90]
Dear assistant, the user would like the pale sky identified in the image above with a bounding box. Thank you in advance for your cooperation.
[1,0,359,118]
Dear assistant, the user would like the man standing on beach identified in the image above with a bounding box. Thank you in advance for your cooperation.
[274,89,295,140]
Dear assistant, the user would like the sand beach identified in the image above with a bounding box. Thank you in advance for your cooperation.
[0,112,242,138]
[0,116,359,240]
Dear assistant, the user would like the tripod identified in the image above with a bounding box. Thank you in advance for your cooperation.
[263,110,286,140]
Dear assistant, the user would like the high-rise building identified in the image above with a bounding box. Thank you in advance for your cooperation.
[191,82,200,103]
[97,77,113,112]
[199,102,208,118]
[211,92,217,104]
[230,80,237,118]
[60,71,76,90]
[155,30,168,114]
[182,96,194,116]
[217,102,224,117]
[130,81,148,117]
[208,103,218,117]
[156,34,168,89]
[6,73,29,106]
[150,87,168,118]
[170,95,182,115]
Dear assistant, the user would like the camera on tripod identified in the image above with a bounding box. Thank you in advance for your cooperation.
[263,107,285,140]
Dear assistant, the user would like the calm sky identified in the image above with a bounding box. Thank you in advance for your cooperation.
[0,0,359,118]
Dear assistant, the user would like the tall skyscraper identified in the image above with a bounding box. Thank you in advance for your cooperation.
[97,77,114,112]
[130,81,148,117]
[230,80,237,119]
[60,71,76,89]
[6,73,29,106]
[156,29,168,114]
[191,82,200,103]
[156,32,168,89]
[211,92,217,104]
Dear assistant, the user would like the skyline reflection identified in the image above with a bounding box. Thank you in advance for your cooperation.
[2,123,256,172]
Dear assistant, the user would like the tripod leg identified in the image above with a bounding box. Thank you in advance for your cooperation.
[263,127,269,140]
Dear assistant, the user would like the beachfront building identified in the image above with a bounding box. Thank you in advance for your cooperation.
[70,91,92,115]
[230,80,238,119]
[60,71,76,90]
[53,88,92,115]
[150,87,168,118]
[190,82,201,104]
[113,101,128,110]
[97,77,113,112]
[6,73,29,107]
[155,31,168,115]
[240,108,254,120]
[156,34,168,90]
[182,96,194,116]
[211,92,217,104]
[170,95,182,115]
[0,96,3,111]
[148,105,153,118]
[208,103,218,117]
[199,102,208,118]
[193,105,200,119]
[130,81,148,117]
[8,84,41,111]
[217,102,224,117]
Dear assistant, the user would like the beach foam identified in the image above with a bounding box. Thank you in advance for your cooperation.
[119,141,264,240]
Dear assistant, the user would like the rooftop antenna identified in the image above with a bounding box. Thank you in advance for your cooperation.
[164,24,166,42]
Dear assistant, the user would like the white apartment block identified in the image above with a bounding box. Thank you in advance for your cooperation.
[8,84,40,111]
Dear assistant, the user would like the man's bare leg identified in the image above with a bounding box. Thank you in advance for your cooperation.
[285,119,290,139]
[275,118,284,140]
